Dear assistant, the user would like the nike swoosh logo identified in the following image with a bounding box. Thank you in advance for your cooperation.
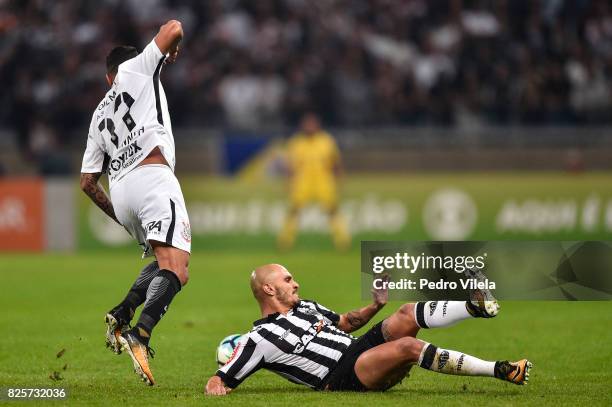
[512,366,522,380]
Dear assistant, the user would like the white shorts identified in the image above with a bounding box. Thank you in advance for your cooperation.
[110,164,191,257]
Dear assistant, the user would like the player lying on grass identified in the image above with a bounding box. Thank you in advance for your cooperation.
[206,264,531,394]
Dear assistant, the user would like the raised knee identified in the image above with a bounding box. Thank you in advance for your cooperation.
[396,337,422,362]
[398,303,415,319]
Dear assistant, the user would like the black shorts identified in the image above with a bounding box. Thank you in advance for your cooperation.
[323,321,386,392]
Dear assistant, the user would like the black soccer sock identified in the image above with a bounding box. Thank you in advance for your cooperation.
[110,261,160,324]
[133,269,182,345]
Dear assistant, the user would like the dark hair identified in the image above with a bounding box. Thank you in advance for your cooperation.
[106,45,139,75]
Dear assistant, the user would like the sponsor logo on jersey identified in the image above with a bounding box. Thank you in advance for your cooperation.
[293,318,324,354]
[314,320,324,333]
[294,330,317,354]
[280,329,291,340]
[122,126,144,147]
[97,90,117,113]
[146,220,162,233]
[109,141,143,173]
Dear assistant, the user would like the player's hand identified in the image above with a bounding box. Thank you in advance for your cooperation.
[372,273,389,308]
[165,45,179,64]
[205,376,230,396]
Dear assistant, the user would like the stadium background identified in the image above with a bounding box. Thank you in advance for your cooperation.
[0,1,611,405]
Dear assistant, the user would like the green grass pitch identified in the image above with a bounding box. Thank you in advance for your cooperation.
[0,250,611,406]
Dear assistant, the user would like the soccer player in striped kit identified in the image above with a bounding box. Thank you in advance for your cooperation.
[206,264,531,394]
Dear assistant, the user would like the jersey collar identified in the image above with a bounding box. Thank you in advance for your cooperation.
[253,313,279,326]
[253,301,304,326]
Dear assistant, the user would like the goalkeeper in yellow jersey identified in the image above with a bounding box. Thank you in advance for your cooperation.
[278,112,351,251]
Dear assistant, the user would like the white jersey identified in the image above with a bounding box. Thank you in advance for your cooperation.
[81,40,175,188]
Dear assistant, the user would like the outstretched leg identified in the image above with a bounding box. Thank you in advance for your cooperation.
[354,337,531,390]
[381,300,496,342]
[354,300,505,390]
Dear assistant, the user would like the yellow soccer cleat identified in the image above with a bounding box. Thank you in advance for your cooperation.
[495,359,532,385]
[118,330,156,386]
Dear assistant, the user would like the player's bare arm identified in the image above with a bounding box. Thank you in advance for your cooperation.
[337,274,389,333]
[154,20,183,63]
[80,172,120,225]
[205,375,231,396]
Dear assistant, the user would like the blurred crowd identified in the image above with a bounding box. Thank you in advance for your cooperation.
[1,0,612,160]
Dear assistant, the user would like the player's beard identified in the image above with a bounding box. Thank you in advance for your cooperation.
[277,287,299,308]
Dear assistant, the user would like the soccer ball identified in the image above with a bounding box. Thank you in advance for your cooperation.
[216,334,244,367]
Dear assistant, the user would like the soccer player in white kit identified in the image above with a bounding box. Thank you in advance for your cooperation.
[80,20,188,386]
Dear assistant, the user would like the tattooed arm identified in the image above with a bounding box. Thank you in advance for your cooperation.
[337,303,384,333]
[80,172,120,225]
[337,274,389,333]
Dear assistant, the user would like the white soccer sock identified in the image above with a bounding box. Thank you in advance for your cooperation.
[418,343,495,377]
[414,301,472,329]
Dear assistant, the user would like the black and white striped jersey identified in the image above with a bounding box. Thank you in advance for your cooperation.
[216,299,355,390]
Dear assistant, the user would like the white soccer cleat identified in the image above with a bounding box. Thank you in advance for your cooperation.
[105,313,125,354]
[463,267,499,318]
